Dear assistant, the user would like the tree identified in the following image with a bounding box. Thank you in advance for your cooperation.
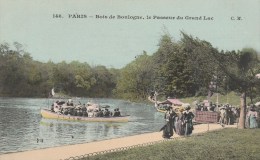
[152,32,220,98]
[152,33,178,97]
[213,48,260,129]
[89,65,116,97]
[115,51,154,100]
[0,42,119,98]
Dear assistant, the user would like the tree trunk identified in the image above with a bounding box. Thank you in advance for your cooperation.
[238,92,246,129]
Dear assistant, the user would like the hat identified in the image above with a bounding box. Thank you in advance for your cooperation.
[185,105,191,110]
[166,106,172,111]
[179,108,184,112]
[250,104,256,111]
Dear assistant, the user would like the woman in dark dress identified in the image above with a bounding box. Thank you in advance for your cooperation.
[183,106,195,136]
[162,106,177,138]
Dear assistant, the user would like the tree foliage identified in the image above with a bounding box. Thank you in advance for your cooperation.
[148,32,221,98]
[115,51,154,100]
[1,32,259,106]
[0,43,119,97]
[212,47,260,128]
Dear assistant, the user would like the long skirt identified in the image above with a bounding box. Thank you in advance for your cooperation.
[249,116,258,128]
[162,122,173,138]
[175,120,185,136]
[245,116,250,128]
[184,122,193,135]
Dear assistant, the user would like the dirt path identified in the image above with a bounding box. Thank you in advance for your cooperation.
[0,123,237,160]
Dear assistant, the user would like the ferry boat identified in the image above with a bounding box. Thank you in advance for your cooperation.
[41,109,130,123]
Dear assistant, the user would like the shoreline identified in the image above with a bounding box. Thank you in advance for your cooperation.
[0,131,158,155]
[0,123,237,160]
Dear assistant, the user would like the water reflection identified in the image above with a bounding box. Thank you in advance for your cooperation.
[38,119,128,145]
[0,98,164,154]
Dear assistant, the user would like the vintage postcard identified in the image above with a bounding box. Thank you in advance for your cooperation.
[0,0,259,160]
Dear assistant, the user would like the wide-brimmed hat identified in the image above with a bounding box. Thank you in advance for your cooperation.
[185,105,191,110]
[250,104,256,111]
[179,108,185,112]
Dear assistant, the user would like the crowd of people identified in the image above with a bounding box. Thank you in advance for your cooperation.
[218,104,240,125]
[195,102,240,125]
[162,105,195,138]
[50,99,121,118]
[160,101,259,139]
[195,101,259,128]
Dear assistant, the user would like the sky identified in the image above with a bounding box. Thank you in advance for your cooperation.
[0,0,259,68]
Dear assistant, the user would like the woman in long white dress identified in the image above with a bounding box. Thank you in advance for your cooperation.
[247,105,258,129]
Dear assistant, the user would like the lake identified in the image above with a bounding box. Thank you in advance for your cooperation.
[0,97,165,154]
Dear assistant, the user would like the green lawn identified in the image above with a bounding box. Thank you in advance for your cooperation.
[79,128,260,160]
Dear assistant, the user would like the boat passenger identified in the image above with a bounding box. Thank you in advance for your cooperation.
[104,108,111,117]
[51,104,54,112]
[113,108,121,117]
[113,109,117,116]
[98,109,104,117]
[83,110,88,117]
[52,101,59,112]
[88,110,94,117]
[77,108,83,116]
[63,108,69,115]
[67,99,74,106]
[54,105,61,113]
[82,104,87,117]
[73,109,77,116]
[68,107,74,116]
[93,108,99,117]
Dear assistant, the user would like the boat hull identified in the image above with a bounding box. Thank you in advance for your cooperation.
[40,109,129,122]
[156,108,166,113]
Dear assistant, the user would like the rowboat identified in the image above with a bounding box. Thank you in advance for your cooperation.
[155,106,186,114]
[156,107,167,113]
[40,109,130,122]
[148,94,188,114]
[148,96,166,113]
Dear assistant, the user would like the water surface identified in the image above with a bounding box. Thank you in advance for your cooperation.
[0,98,164,154]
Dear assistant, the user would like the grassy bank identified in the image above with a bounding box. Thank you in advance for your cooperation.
[81,128,260,160]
